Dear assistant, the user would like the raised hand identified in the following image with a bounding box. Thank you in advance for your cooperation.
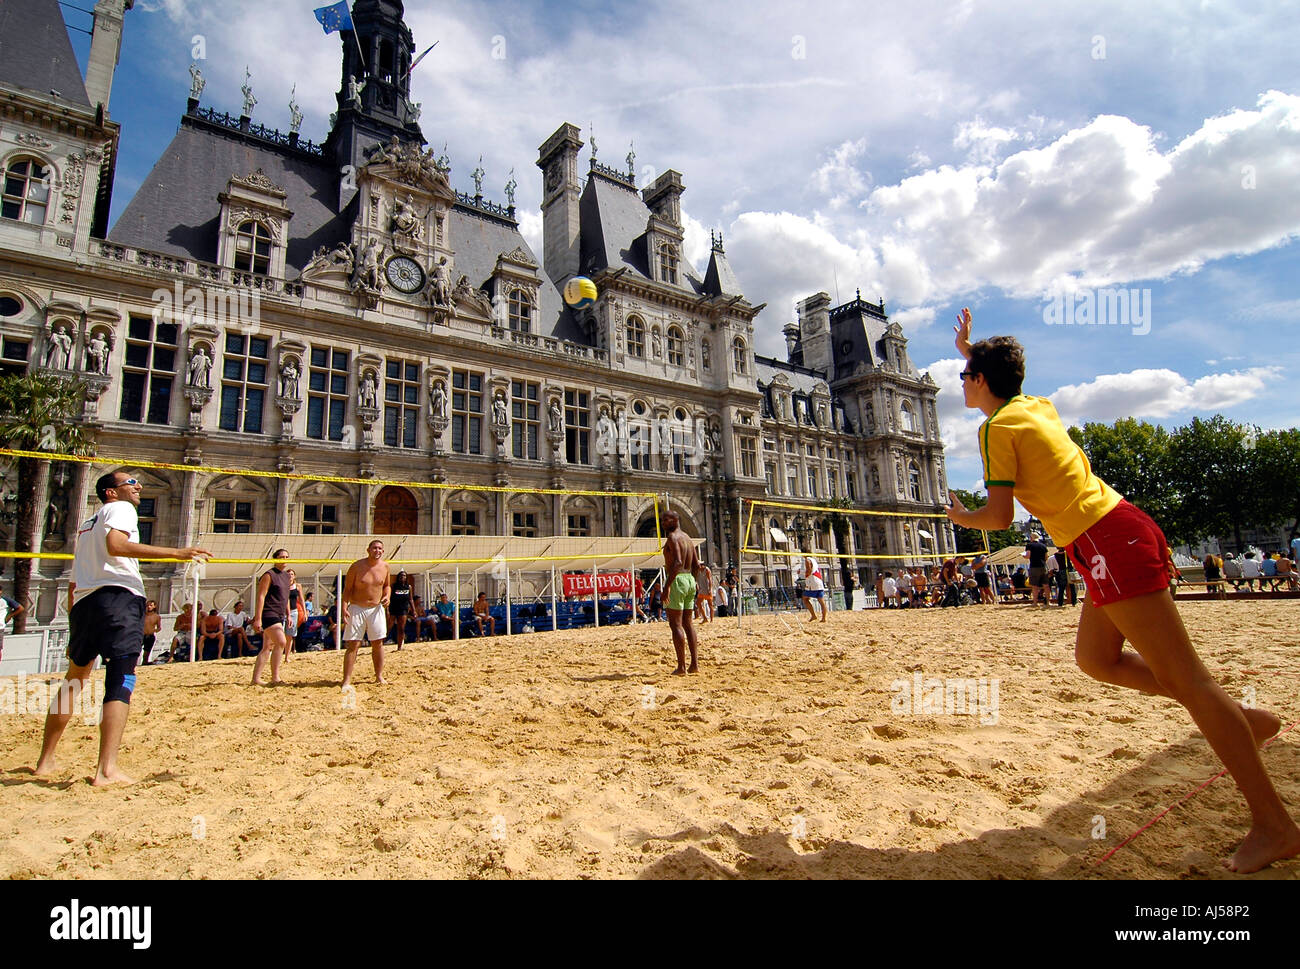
[954,307,973,359]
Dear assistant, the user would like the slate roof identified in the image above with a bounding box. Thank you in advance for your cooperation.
[0,0,90,108]
[109,118,344,270]
[702,247,741,298]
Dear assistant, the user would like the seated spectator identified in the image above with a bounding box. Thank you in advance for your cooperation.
[170,603,196,660]
[200,609,225,661]
[472,592,496,636]
[1203,553,1223,594]
[1240,552,1261,591]
[303,592,316,616]
[1011,567,1029,597]
[1223,552,1243,589]
[224,600,252,656]
[435,593,456,639]
[881,571,899,608]
[1261,552,1277,588]
[649,587,663,621]
[1275,554,1297,591]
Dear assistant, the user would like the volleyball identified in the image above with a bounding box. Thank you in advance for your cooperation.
[563,276,598,309]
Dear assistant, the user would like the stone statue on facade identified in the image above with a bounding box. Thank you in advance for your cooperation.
[547,398,563,437]
[453,275,492,317]
[187,345,212,388]
[491,391,510,437]
[471,157,485,196]
[347,74,365,109]
[241,67,257,117]
[85,331,110,375]
[278,358,300,399]
[428,257,452,311]
[351,238,384,305]
[359,370,379,410]
[189,63,205,100]
[504,170,517,209]
[304,241,355,278]
[430,380,448,421]
[391,195,424,248]
[289,86,303,135]
[43,324,73,370]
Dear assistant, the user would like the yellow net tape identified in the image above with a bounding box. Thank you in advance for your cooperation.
[740,499,987,562]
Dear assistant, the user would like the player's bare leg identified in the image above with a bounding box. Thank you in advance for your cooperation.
[667,608,688,675]
[34,663,93,776]
[92,700,135,787]
[1081,590,1300,873]
[371,638,386,684]
[1075,601,1281,746]
[342,640,361,689]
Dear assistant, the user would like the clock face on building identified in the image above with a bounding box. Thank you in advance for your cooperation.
[385,256,426,294]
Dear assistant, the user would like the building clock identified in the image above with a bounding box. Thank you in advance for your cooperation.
[385,255,425,294]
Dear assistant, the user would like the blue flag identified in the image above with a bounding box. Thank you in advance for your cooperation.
[314,2,354,34]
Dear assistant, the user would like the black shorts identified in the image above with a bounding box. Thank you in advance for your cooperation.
[975,572,990,588]
[68,587,146,669]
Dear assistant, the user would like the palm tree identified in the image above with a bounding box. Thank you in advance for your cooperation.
[0,372,94,633]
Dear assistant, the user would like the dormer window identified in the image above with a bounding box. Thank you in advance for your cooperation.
[234,221,273,274]
[658,244,679,285]
[2,158,50,225]
[508,288,533,332]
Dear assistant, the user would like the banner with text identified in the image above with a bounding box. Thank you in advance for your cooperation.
[562,572,633,597]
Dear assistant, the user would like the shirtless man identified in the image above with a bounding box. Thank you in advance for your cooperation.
[662,511,700,675]
[341,539,392,687]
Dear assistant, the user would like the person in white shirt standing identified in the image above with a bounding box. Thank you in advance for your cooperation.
[802,555,827,622]
[35,472,208,786]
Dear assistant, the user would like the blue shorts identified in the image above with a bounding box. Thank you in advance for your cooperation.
[803,589,824,599]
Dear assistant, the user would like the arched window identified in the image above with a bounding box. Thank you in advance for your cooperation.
[626,315,645,358]
[234,220,272,274]
[666,325,684,366]
[658,244,679,284]
[732,336,747,374]
[900,400,915,433]
[908,461,922,502]
[508,288,532,332]
[2,158,50,225]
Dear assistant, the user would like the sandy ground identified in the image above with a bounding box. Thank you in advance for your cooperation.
[1,601,1297,880]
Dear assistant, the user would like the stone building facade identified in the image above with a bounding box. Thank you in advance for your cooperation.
[0,0,952,619]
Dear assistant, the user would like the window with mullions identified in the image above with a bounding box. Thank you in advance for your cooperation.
[565,389,590,466]
[732,337,747,374]
[658,243,679,285]
[511,380,540,460]
[384,359,420,449]
[807,467,819,499]
[213,500,253,533]
[666,326,684,367]
[137,497,156,545]
[512,512,538,538]
[219,333,269,433]
[670,409,694,475]
[307,348,350,441]
[450,509,479,535]
[737,436,757,478]
[233,221,272,274]
[567,514,590,537]
[1,337,30,378]
[120,316,178,425]
[302,504,338,535]
[909,462,922,502]
[626,316,645,358]
[452,370,483,455]
[2,158,49,224]
[508,289,533,332]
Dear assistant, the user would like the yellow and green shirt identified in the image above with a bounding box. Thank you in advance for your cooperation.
[980,395,1122,547]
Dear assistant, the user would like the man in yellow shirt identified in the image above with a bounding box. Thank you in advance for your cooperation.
[945,307,1299,874]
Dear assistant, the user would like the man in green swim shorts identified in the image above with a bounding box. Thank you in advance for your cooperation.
[662,511,700,675]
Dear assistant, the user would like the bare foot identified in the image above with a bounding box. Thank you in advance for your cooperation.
[1226,821,1300,874]
[92,768,135,787]
[687,665,698,674]
[375,676,388,685]
[671,668,686,676]
[34,759,59,777]
[1242,707,1282,747]
[270,679,285,686]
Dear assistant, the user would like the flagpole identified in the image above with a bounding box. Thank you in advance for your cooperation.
[346,2,367,79]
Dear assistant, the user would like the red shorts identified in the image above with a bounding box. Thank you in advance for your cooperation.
[1066,500,1172,607]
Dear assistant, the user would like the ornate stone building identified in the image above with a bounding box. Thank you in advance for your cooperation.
[0,0,951,619]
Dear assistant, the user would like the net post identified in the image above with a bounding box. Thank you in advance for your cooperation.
[628,562,636,624]
[454,565,460,641]
[335,569,342,650]
[505,564,512,637]
[550,565,556,633]
[189,568,199,664]
[736,496,745,629]
[592,559,600,629]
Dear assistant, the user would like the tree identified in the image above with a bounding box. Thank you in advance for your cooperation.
[0,372,93,633]
[1068,419,1175,529]
[949,488,1021,554]
[1165,415,1252,549]
[1245,428,1300,542]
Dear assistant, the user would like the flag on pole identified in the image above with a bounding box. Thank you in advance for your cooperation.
[314,2,354,34]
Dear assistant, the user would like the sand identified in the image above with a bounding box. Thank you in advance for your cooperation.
[2,601,1297,880]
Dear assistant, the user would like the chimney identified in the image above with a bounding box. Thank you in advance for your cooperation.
[84,0,133,114]
[537,123,584,286]
[642,170,684,227]
[797,293,833,373]
[783,322,801,360]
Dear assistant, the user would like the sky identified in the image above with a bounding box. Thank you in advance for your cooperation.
[60,0,1300,500]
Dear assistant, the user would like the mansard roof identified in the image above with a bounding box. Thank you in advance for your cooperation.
[0,0,91,108]
[109,116,343,271]
[578,174,705,294]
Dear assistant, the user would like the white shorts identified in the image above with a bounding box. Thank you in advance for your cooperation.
[344,604,387,643]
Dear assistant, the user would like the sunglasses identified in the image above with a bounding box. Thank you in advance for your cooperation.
[959,371,977,382]
[115,478,140,488]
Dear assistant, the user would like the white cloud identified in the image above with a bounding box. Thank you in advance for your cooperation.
[811,138,871,209]
[1050,366,1283,425]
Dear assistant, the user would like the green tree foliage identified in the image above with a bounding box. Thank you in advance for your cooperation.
[1068,419,1174,528]
[1165,416,1253,549]
[0,372,94,633]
